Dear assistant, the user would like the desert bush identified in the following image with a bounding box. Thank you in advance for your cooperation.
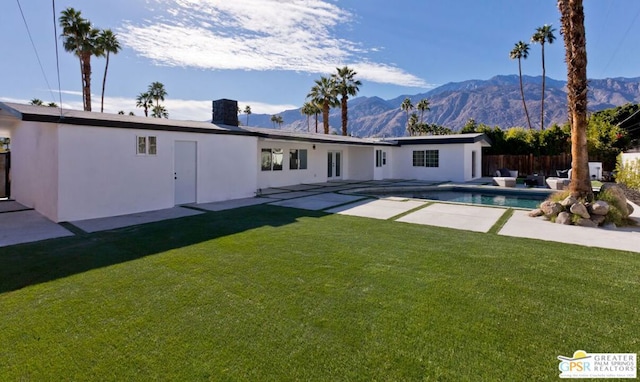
[615,155,640,191]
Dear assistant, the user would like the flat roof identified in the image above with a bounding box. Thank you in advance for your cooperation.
[0,102,490,148]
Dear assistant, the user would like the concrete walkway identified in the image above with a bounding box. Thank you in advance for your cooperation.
[1,180,639,253]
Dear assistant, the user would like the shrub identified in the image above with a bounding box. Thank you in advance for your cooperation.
[596,188,630,226]
[615,155,640,191]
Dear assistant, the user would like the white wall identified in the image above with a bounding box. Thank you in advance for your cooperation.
[256,140,371,188]
[390,144,467,182]
[56,125,258,222]
[9,121,60,221]
[347,146,375,181]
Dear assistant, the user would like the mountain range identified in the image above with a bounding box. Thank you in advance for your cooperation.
[245,75,640,137]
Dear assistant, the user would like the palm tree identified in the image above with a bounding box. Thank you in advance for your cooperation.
[331,66,361,136]
[416,98,431,124]
[148,82,167,109]
[275,115,284,128]
[510,41,533,130]
[151,105,169,119]
[243,105,252,126]
[135,92,153,117]
[29,99,44,106]
[532,24,556,130]
[307,76,338,134]
[270,115,278,128]
[59,7,99,111]
[96,29,121,113]
[558,0,591,199]
[408,113,419,136]
[47,102,58,108]
[400,97,414,134]
[301,102,317,132]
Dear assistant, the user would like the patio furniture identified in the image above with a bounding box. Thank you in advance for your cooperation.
[492,168,517,188]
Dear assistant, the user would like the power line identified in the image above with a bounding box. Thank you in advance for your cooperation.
[599,4,640,78]
[16,0,57,104]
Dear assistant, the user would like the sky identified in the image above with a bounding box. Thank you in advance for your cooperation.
[2,0,640,121]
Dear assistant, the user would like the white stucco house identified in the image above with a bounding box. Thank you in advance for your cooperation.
[0,101,490,222]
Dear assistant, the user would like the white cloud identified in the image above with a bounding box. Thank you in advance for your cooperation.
[1,94,296,121]
[119,0,429,88]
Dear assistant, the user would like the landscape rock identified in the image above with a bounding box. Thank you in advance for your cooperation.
[590,214,606,226]
[570,203,590,219]
[560,196,577,208]
[627,202,634,215]
[590,200,610,216]
[576,218,597,228]
[556,212,571,225]
[600,183,630,217]
[528,209,544,217]
[602,222,617,230]
[540,201,562,216]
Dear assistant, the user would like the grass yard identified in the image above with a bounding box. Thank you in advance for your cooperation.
[0,205,638,380]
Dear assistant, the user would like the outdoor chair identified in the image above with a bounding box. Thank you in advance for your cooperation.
[492,168,517,187]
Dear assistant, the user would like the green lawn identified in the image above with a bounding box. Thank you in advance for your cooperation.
[1,205,638,381]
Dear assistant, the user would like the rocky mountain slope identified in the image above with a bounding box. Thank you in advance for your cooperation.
[246,75,640,137]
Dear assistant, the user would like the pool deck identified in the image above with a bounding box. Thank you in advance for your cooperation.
[1,179,639,253]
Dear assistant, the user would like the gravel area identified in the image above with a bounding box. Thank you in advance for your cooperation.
[619,183,640,206]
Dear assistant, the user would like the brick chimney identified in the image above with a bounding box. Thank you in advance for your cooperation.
[212,99,239,126]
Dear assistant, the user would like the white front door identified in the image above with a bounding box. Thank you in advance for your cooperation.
[327,151,342,180]
[174,141,197,205]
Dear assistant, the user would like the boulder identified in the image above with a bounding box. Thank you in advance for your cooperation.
[570,202,590,219]
[540,201,562,216]
[560,196,577,208]
[528,209,544,217]
[599,183,630,217]
[556,212,571,225]
[590,214,606,226]
[576,218,597,228]
[590,200,610,216]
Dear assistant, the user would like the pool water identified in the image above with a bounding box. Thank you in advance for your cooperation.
[384,189,550,209]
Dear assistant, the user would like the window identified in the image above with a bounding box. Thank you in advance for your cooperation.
[375,150,382,167]
[382,151,387,165]
[262,148,284,171]
[261,149,272,171]
[290,149,308,170]
[412,150,425,167]
[412,150,439,167]
[425,150,439,167]
[137,136,157,155]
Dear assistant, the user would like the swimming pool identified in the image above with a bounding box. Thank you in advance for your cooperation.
[357,186,552,209]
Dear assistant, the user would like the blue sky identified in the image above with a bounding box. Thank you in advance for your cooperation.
[2,0,640,121]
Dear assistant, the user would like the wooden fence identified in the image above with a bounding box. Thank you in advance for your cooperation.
[483,154,572,177]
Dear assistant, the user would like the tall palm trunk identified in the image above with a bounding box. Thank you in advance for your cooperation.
[518,58,533,129]
[540,43,546,130]
[82,52,92,111]
[314,113,318,133]
[322,102,329,134]
[101,52,110,113]
[340,96,348,136]
[558,0,591,199]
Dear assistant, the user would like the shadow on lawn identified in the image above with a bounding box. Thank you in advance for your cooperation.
[0,205,327,294]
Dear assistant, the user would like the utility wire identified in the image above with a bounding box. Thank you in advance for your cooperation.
[16,0,57,105]
[599,4,640,78]
[52,0,63,116]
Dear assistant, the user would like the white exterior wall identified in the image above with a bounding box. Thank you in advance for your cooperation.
[463,142,484,180]
[621,152,640,164]
[56,125,258,222]
[256,140,374,188]
[372,146,392,180]
[347,146,375,181]
[390,143,468,182]
[8,121,60,220]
